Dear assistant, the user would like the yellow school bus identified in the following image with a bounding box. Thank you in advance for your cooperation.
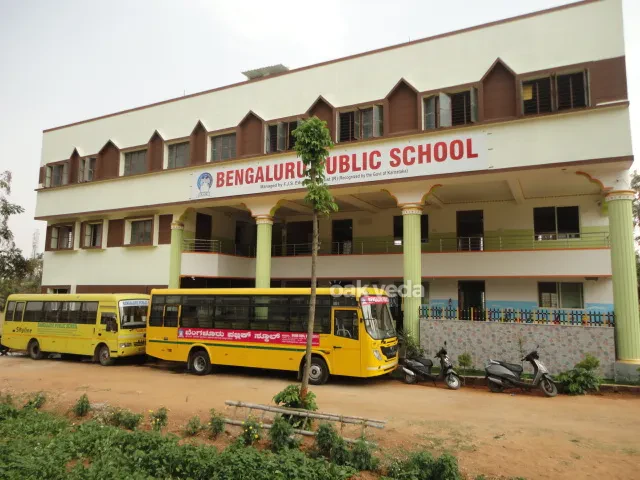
[0,294,149,365]
[146,287,398,384]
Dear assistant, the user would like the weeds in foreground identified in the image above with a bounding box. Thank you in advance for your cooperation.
[73,394,91,417]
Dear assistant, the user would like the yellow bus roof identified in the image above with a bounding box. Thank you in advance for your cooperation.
[5,293,150,302]
[150,287,388,297]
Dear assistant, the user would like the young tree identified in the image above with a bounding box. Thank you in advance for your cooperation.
[292,117,337,397]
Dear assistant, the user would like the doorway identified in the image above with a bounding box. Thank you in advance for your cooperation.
[332,219,353,254]
[286,221,313,255]
[456,210,484,251]
[458,281,485,321]
[235,221,256,256]
[195,213,212,251]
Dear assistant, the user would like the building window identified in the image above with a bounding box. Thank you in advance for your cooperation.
[338,106,383,142]
[45,163,69,187]
[523,72,587,115]
[124,150,147,176]
[538,282,584,309]
[78,157,96,182]
[211,134,236,162]
[424,89,477,129]
[84,223,102,248]
[266,121,300,153]
[130,219,152,245]
[533,206,580,240]
[557,72,587,110]
[50,225,73,250]
[168,142,189,169]
[393,214,428,245]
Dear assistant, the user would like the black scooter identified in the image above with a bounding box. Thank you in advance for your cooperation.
[400,342,461,390]
[485,346,557,397]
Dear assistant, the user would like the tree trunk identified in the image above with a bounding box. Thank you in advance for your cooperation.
[301,209,318,398]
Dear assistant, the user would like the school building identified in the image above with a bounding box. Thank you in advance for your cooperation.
[35,0,640,373]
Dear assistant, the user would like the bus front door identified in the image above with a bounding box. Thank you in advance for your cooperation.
[97,308,119,359]
[330,308,361,376]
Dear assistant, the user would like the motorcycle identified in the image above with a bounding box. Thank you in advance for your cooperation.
[485,346,557,397]
[400,342,461,390]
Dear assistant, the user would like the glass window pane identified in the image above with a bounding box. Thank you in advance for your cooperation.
[560,283,583,308]
[534,207,556,236]
[557,206,579,235]
[538,282,558,308]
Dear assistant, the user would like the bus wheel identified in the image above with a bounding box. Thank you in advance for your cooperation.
[308,356,329,385]
[28,340,44,360]
[189,350,212,376]
[97,345,113,366]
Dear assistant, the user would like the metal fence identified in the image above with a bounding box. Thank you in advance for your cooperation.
[419,305,615,327]
[182,239,256,257]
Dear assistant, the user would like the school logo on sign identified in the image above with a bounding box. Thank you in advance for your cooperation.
[196,172,214,197]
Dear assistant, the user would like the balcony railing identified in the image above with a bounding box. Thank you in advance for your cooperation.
[183,232,609,257]
[182,239,256,257]
[419,305,615,327]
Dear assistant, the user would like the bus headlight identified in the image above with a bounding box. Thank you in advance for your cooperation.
[119,343,132,348]
[373,350,383,361]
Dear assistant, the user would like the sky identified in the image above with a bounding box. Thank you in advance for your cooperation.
[1,0,638,256]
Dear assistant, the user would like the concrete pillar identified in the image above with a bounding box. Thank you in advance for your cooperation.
[402,204,423,339]
[255,215,273,289]
[168,221,184,289]
[606,190,640,370]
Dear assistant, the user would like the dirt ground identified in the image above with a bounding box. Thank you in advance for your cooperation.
[1,354,639,480]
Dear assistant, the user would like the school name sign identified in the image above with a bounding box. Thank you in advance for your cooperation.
[190,132,487,199]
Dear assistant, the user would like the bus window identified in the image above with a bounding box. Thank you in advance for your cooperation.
[80,302,99,324]
[334,310,359,339]
[164,306,179,327]
[119,300,149,329]
[4,302,16,321]
[24,302,44,322]
[14,302,25,321]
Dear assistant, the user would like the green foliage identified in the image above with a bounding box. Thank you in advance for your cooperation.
[241,417,263,446]
[384,450,462,480]
[273,384,318,429]
[184,415,204,437]
[23,392,46,410]
[149,407,168,432]
[208,408,225,438]
[556,354,603,395]
[292,117,338,217]
[349,438,379,471]
[457,353,472,370]
[268,414,299,452]
[72,394,91,418]
[398,330,424,359]
[315,422,340,457]
[0,406,356,479]
[105,407,143,430]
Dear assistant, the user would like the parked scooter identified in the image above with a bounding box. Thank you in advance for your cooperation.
[485,346,557,397]
[400,342,461,389]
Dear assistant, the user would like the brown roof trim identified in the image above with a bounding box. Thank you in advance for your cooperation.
[480,58,517,81]
[385,78,419,98]
[33,154,632,222]
[42,0,599,134]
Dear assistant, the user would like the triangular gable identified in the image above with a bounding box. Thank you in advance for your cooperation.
[306,95,335,114]
[385,78,419,98]
[480,58,516,82]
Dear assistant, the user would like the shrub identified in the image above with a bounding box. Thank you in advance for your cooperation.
[149,407,169,432]
[240,417,262,446]
[184,415,204,436]
[269,414,299,452]
[384,450,462,480]
[457,353,473,374]
[398,330,424,360]
[556,354,602,395]
[108,407,143,430]
[24,392,46,410]
[208,408,225,438]
[273,384,318,429]
[73,394,91,417]
[349,438,379,471]
[315,422,340,458]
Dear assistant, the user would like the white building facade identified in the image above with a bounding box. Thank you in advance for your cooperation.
[35,0,640,366]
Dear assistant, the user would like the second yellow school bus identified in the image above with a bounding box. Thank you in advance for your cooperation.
[146,287,398,384]
[1,294,149,365]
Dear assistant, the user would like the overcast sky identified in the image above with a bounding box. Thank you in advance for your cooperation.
[1,0,638,255]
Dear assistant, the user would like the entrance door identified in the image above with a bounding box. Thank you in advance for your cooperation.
[195,213,212,251]
[332,219,353,254]
[286,221,313,255]
[458,281,485,321]
[331,308,361,376]
[96,307,119,357]
[456,210,484,251]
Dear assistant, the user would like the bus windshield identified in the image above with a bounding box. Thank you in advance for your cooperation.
[119,299,149,329]
[360,296,396,340]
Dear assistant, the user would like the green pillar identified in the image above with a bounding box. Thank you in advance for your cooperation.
[255,215,273,289]
[402,204,422,339]
[168,221,184,289]
[607,190,640,361]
